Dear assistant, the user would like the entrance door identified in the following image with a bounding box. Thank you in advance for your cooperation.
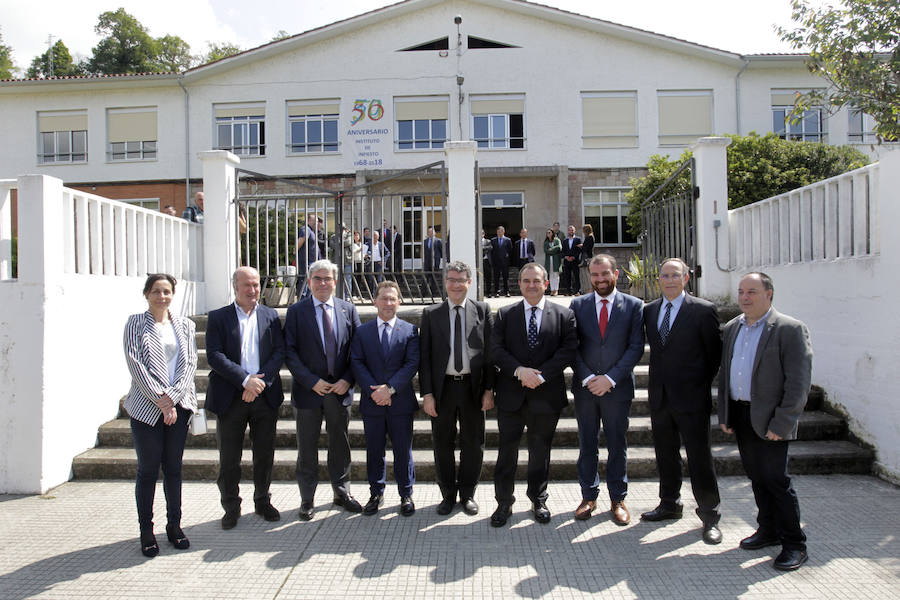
[402,194,445,269]
[480,192,524,240]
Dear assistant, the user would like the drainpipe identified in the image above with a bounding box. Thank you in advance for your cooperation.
[177,74,191,205]
[734,58,751,136]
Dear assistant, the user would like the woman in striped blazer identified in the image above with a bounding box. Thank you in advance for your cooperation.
[123,273,198,558]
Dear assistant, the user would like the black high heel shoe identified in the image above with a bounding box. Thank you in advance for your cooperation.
[140,531,159,558]
[166,524,190,550]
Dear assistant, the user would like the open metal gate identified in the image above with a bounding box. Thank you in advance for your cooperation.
[235,161,448,306]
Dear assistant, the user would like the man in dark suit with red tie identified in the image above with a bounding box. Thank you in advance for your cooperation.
[489,263,578,526]
[641,258,723,544]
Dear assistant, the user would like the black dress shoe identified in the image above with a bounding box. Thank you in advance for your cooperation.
[400,496,415,516]
[640,504,683,521]
[333,494,363,513]
[532,500,551,524]
[165,525,190,550]
[298,501,314,521]
[140,532,159,558]
[461,497,479,515]
[740,530,780,550]
[436,497,455,515]
[363,494,384,516]
[221,509,240,530]
[490,503,512,527]
[255,502,281,522]
[773,548,808,571]
[702,523,723,545]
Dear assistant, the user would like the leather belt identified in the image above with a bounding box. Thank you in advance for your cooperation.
[448,374,471,381]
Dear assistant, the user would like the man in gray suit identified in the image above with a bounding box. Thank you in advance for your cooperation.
[719,272,813,571]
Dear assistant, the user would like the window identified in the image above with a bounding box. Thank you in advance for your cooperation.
[470,95,525,149]
[107,107,157,161]
[583,188,636,245]
[848,109,878,144]
[119,198,160,211]
[467,36,517,49]
[657,90,713,146]
[287,100,339,154]
[771,90,826,142]
[37,110,88,163]
[582,91,638,148]
[214,103,265,156]
[395,97,448,150]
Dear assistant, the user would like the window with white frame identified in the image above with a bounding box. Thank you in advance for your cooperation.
[657,90,713,146]
[848,109,879,144]
[583,188,636,245]
[37,110,88,163]
[107,107,157,161]
[771,90,826,142]
[470,95,525,149]
[119,197,160,211]
[582,91,638,148]
[287,100,339,154]
[395,96,448,150]
[214,103,265,156]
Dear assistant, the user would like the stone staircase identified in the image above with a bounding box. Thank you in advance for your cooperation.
[73,304,874,481]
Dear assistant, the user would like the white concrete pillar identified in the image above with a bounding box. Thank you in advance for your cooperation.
[0,179,14,279]
[445,141,478,300]
[690,137,732,301]
[199,150,240,310]
[876,150,900,266]
[17,174,65,285]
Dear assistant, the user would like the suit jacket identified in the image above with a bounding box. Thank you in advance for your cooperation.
[581,235,595,263]
[123,311,198,426]
[284,296,361,408]
[514,239,536,266]
[391,233,404,270]
[366,240,390,264]
[718,309,813,440]
[419,299,494,408]
[205,303,286,416]
[350,318,420,416]
[490,235,513,268]
[490,300,578,413]
[423,237,443,271]
[562,236,583,264]
[644,294,722,413]
[571,291,645,402]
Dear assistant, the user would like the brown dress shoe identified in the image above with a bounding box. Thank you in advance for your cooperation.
[611,501,630,525]
[574,499,596,520]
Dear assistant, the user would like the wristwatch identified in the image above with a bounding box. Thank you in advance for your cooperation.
[387,386,396,395]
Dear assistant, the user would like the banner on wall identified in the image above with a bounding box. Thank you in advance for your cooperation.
[345,97,391,169]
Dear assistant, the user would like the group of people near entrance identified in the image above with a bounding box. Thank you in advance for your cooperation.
[123,254,813,573]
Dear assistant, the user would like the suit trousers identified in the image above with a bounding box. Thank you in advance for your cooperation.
[491,263,510,295]
[482,258,493,295]
[363,413,415,497]
[732,400,806,551]
[560,260,580,294]
[431,376,486,501]
[130,406,191,532]
[574,392,631,502]
[295,393,352,502]
[216,396,278,512]
[494,403,560,504]
[649,398,721,523]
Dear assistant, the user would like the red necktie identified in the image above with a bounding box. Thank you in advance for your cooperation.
[598,299,609,338]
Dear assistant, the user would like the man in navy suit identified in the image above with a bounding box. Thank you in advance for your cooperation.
[570,254,644,525]
[205,266,286,529]
[489,226,513,297]
[514,228,536,269]
[560,225,583,295]
[641,258,723,544]
[489,263,578,526]
[284,260,363,521]
[423,226,444,298]
[350,280,421,516]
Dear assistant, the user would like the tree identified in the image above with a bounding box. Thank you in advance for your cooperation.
[271,30,291,42]
[0,28,16,79]
[153,34,192,71]
[778,0,900,142]
[199,42,242,65]
[85,8,192,74]
[26,40,84,78]
[625,132,870,235]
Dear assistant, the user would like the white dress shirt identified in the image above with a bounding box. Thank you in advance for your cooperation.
[446,300,472,375]
[519,297,546,383]
[313,296,336,349]
[234,302,260,386]
[155,320,180,386]
[657,290,686,330]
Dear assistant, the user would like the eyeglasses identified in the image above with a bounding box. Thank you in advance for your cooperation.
[311,276,334,283]
[445,277,470,284]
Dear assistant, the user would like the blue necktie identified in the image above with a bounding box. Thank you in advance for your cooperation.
[660,302,673,344]
[380,322,391,357]
[321,304,337,377]
[527,306,538,349]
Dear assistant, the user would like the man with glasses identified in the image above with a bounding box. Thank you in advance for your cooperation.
[419,261,494,517]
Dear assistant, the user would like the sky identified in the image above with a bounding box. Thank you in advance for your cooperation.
[0,0,817,72]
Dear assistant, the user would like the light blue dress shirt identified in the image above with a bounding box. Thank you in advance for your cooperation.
[728,309,771,402]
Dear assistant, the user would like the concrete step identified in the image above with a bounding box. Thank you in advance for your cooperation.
[97,411,847,449]
[71,439,874,481]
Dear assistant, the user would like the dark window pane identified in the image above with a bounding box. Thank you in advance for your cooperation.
[218,124,231,149]
[621,216,636,243]
[773,110,785,136]
[491,115,506,147]
[398,120,413,143]
[509,113,524,144]
[323,119,338,144]
[432,119,446,144]
[291,121,305,147]
[473,116,488,141]
[601,216,618,244]
[308,120,322,144]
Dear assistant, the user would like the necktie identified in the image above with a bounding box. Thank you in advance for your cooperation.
[527,306,539,349]
[380,322,391,357]
[454,306,463,372]
[320,304,337,377]
[521,241,526,259]
[660,301,673,344]
[598,299,609,338]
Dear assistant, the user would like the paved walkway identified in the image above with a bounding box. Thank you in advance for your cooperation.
[1,475,897,599]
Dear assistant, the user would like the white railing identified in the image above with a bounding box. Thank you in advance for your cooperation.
[728,162,879,269]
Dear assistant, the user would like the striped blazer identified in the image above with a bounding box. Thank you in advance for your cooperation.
[123,311,198,426]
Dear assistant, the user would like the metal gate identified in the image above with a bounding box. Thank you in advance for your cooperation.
[235,161,448,306]
[638,158,698,297]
